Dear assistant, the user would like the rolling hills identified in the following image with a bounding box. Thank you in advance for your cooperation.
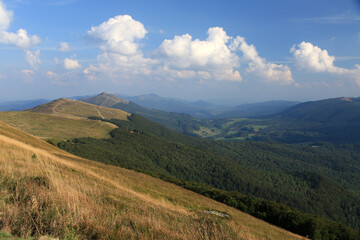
[0,98,129,140]
[2,95,360,239]
[82,93,202,135]
[0,120,306,240]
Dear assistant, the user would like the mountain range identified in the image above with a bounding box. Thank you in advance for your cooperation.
[1,93,360,239]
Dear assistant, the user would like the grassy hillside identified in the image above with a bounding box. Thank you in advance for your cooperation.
[29,98,129,120]
[0,98,130,141]
[82,93,202,135]
[81,92,129,107]
[0,121,305,240]
[0,111,117,140]
[58,115,360,236]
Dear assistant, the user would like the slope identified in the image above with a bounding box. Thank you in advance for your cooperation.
[279,97,360,122]
[58,115,360,235]
[249,97,360,143]
[0,98,129,141]
[29,98,129,120]
[81,92,129,107]
[82,93,201,135]
[0,120,305,240]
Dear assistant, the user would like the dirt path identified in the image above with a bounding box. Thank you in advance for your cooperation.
[95,108,104,119]
[52,100,64,113]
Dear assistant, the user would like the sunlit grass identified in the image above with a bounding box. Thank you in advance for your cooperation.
[0,121,306,239]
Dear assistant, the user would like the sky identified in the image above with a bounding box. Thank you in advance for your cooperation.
[0,0,359,103]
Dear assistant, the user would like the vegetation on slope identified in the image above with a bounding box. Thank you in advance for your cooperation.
[58,116,360,238]
[0,121,304,240]
[29,98,129,120]
[0,98,132,141]
[0,111,117,140]
[82,93,202,135]
[81,92,129,107]
[200,97,360,143]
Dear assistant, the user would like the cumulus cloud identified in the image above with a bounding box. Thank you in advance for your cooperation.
[230,36,294,85]
[291,41,360,85]
[0,0,12,30]
[0,29,40,48]
[88,15,147,55]
[0,1,40,48]
[64,58,82,70]
[156,27,242,81]
[24,49,41,69]
[86,15,293,85]
[59,42,71,52]
[85,15,155,79]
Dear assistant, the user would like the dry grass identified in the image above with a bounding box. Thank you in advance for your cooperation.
[28,98,129,120]
[0,111,117,140]
[0,121,307,240]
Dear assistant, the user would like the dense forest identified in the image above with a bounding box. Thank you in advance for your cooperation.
[57,115,360,237]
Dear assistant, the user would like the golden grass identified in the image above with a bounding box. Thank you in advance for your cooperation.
[29,98,129,120]
[0,121,307,240]
[0,111,117,140]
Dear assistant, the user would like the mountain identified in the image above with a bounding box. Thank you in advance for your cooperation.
[249,97,360,143]
[29,98,128,120]
[0,120,307,240]
[82,93,202,135]
[0,98,129,141]
[119,94,299,119]
[81,92,129,107]
[58,115,360,235]
[218,100,299,118]
[119,93,224,118]
[0,99,50,111]
[279,97,360,123]
[2,97,360,238]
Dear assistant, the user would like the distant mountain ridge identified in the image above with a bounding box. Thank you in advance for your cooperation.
[82,93,202,135]
[29,97,129,120]
[81,92,129,107]
[119,93,299,118]
[0,99,50,111]
[278,97,360,123]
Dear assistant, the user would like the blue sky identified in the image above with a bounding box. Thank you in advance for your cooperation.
[0,0,359,103]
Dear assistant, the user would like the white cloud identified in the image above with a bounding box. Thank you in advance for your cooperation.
[291,42,348,74]
[156,27,242,81]
[0,29,40,48]
[0,73,5,79]
[85,15,155,79]
[59,42,71,52]
[88,15,147,55]
[0,0,12,30]
[21,69,35,82]
[230,36,294,85]
[0,1,40,48]
[64,58,82,70]
[86,15,293,85]
[291,41,360,86]
[21,69,34,75]
[24,49,41,69]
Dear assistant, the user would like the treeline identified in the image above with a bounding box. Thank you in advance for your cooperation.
[136,169,360,240]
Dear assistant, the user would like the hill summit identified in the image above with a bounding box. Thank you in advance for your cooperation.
[81,92,129,107]
[29,97,129,120]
